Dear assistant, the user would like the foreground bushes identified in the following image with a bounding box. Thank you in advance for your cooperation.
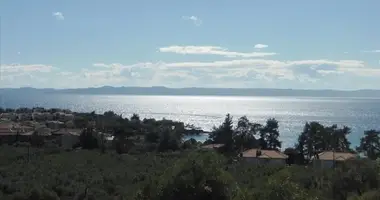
[0,146,181,200]
[1,145,380,200]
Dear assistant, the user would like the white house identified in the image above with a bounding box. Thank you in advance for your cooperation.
[35,126,52,136]
[312,151,356,169]
[45,113,54,121]
[46,121,65,129]
[32,112,46,121]
[242,148,288,165]
[18,113,32,121]
[56,112,75,122]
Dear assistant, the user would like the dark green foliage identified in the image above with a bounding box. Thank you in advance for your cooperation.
[295,122,353,162]
[357,130,380,160]
[209,114,281,154]
[79,128,99,149]
[182,138,198,149]
[136,151,240,200]
[284,147,299,165]
[209,114,234,145]
[30,131,45,147]
[234,116,260,152]
[157,127,180,152]
[74,116,90,129]
[131,113,140,121]
[0,146,182,200]
[259,118,281,150]
[1,108,380,200]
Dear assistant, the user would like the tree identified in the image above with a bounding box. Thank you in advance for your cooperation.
[357,130,380,160]
[208,114,234,152]
[325,125,351,152]
[253,168,319,200]
[74,116,89,129]
[99,133,106,153]
[331,159,380,199]
[284,148,298,165]
[113,127,135,154]
[79,128,98,149]
[234,116,260,152]
[131,113,141,122]
[182,138,198,149]
[136,152,240,200]
[30,131,44,147]
[145,129,160,144]
[158,127,180,152]
[103,110,118,118]
[259,118,281,150]
[295,122,352,162]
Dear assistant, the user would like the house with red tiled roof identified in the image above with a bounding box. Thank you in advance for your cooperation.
[241,148,288,165]
[311,151,357,168]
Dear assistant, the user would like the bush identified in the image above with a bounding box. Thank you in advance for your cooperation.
[138,151,240,200]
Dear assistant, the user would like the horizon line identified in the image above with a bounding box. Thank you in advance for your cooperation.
[0,86,379,92]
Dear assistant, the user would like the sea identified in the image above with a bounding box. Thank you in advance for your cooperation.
[1,94,379,148]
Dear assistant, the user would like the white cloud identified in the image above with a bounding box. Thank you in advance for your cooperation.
[161,59,380,81]
[80,58,378,87]
[254,44,268,49]
[361,50,380,53]
[163,59,364,69]
[182,16,202,26]
[2,45,380,89]
[0,64,57,88]
[52,12,64,20]
[159,45,276,58]
[59,72,74,76]
[0,64,54,74]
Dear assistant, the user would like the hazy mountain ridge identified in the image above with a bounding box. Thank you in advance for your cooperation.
[1,86,380,97]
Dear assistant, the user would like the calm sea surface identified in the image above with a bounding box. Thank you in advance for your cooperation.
[1,94,379,148]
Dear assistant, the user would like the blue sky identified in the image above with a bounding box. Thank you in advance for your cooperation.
[1,0,380,89]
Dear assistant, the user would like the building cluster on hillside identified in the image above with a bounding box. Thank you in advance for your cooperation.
[0,108,99,149]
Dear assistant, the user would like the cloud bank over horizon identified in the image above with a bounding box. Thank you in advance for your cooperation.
[1,44,379,90]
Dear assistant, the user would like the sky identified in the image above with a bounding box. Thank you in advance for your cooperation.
[1,0,380,90]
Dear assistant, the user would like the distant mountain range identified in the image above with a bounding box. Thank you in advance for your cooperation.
[1,86,380,97]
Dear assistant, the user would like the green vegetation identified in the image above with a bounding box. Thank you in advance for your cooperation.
[1,108,380,199]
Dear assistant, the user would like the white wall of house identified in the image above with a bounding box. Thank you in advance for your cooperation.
[32,113,46,121]
[18,113,32,121]
[46,121,64,129]
[56,113,74,122]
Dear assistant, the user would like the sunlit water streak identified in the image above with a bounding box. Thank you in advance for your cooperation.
[1,94,379,148]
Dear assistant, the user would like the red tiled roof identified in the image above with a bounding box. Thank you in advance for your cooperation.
[242,149,288,159]
[315,151,356,161]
